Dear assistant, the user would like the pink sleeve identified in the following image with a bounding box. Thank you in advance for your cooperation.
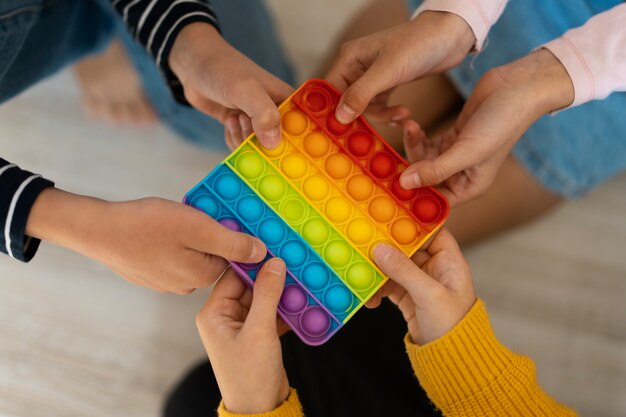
[412,0,508,50]
[543,4,626,108]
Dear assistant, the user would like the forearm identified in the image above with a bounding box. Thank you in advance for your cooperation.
[405,299,577,417]
[109,0,220,102]
[0,158,54,262]
[542,4,626,107]
[414,0,509,50]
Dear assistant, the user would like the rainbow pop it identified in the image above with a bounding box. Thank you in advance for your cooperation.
[184,79,449,345]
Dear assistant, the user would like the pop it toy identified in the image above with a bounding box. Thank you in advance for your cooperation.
[184,79,449,345]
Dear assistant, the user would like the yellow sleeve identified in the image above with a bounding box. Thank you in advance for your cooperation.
[405,299,577,417]
[217,388,304,417]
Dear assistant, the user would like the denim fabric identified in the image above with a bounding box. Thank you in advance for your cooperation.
[405,0,626,197]
[0,0,294,150]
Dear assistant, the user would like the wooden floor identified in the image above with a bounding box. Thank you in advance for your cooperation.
[1,1,625,416]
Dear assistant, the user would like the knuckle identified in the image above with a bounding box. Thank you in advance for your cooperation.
[345,85,371,110]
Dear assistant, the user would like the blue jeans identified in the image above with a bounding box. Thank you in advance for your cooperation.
[406,0,626,197]
[0,0,294,150]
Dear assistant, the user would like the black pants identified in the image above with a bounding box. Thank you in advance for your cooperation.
[163,300,441,417]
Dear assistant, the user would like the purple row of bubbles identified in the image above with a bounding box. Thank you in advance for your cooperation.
[219,218,338,344]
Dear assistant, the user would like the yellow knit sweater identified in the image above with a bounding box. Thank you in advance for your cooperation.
[217,299,577,417]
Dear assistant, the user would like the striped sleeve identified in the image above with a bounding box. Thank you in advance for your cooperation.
[111,0,220,103]
[0,158,54,262]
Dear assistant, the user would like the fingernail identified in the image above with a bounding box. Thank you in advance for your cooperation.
[260,128,281,149]
[336,103,356,124]
[400,171,420,189]
[388,122,398,127]
[392,114,407,122]
[265,258,285,274]
[373,244,393,263]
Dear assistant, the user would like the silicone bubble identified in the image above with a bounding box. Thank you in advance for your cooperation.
[347,131,373,157]
[258,174,286,202]
[303,89,330,113]
[283,110,308,136]
[347,174,374,202]
[303,131,331,158]
[368,195,396,223]
[325,153,352,180]
[280,285,308,315]
[236,195,264,224]
[412,194,441,224]
[258,218,287,246]
[391,217,419,245]
[235,152,265,180]
[326,113,351,135]
[281,153,309,180]
[215,173,242,201]
[347,218,375,245]
[302,262,331,291]
[219,218,241,233]
[323,240,352,269]
[280,240,308,270]
[192,194,219,217]
[346,262,376,292]
[300,307,331,337]
[302,175,330,202]
[259,139,287,158]
[281,198,308,224]
[323,285,353,314]
[302,218,331,247]
[324,196,352,223]
[370,151,395,179]
[391,175,417,201]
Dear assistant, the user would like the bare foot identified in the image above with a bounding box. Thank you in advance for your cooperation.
[73,39,157,125]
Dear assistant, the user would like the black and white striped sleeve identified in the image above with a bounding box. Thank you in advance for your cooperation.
[111,0,220,103]
[0,158,54,262]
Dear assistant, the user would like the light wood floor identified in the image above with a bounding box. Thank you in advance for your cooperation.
[1,1,625,416]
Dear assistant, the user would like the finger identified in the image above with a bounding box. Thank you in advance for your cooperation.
[225,115,242,147]
[373,244,441,305]
[184,209,267,263]
[335,60,395,124]
[239,113,253,140]
[402,119,427,163]
[398,140,474,189]
[234,81,282,149]
[211,268,248,302]
[364,104,411,125]
[245,258,286,331]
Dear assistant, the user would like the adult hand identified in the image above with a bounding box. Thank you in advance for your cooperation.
[326,11,475,124]
[371,229,475,345]
[196,259,290,414]
[169,23,294,150]
[399,49,575,205]
[26,188,266,294]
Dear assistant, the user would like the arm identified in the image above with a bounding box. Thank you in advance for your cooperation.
[0,158,54,262]
[109,0,293,149]
[543,4,626,107]
[414,0,509,50]
[373,229,577,416]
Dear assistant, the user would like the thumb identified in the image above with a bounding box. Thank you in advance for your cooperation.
[245,258,286,331]
[335,61,393,124]
[234,81,283,149]
[373,244,441,307]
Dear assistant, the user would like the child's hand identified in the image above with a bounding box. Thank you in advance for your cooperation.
[326,11,474,125]
[26,189,266,294]
[169,23,294,150]
[398,49,574,205]
[196,259,289,414]
[372,229,476,345]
